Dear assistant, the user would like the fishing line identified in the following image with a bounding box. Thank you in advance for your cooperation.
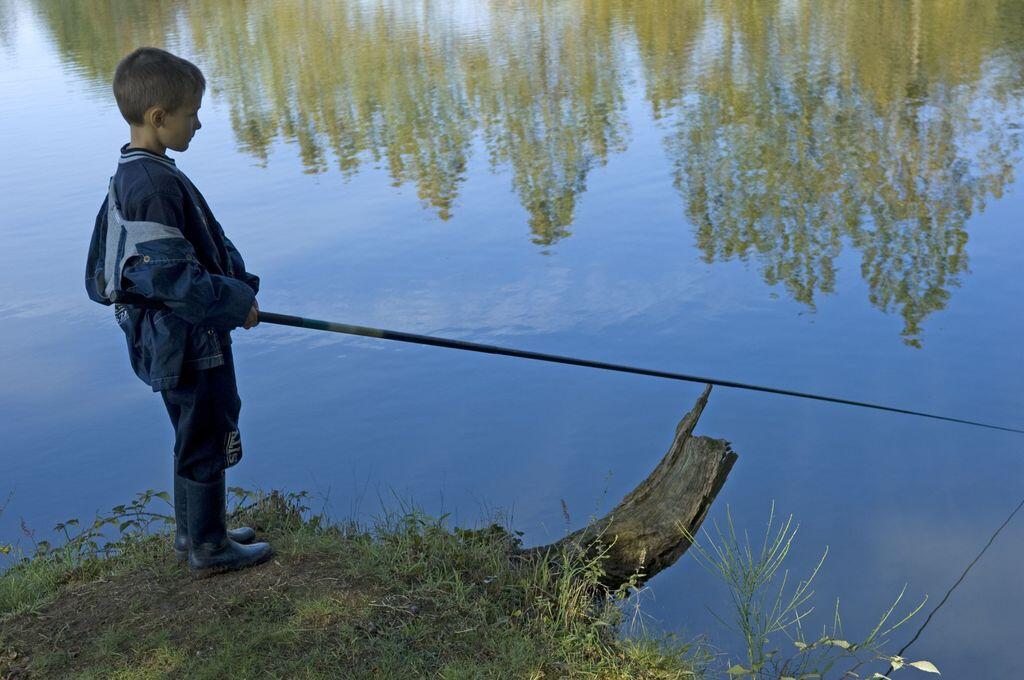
[884,494,1024,675]
[257,311,1024,436]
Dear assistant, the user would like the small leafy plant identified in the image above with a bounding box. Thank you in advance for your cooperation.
[2,485,294,569]
[682,503,939,679]
[0,493,13,557]
[4,488,174,569]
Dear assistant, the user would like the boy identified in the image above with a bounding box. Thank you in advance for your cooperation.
[85,47,273,577]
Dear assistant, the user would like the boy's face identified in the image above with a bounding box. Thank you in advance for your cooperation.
[155,93,203,152]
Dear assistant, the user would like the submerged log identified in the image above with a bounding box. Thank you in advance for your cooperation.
[528,385,737,589]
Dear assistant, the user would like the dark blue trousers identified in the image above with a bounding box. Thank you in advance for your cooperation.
[160,345,244,483]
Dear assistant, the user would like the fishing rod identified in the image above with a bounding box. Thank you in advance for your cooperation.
[257,311,1024,436]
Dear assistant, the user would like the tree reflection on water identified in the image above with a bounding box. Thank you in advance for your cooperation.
[31,0,1024,344]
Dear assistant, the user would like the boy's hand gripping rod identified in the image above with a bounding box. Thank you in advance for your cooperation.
[257,311,1024,436]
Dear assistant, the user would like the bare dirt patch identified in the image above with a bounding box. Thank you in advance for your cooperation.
[0,534,365,679]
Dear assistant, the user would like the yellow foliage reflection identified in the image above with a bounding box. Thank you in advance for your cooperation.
[649,0,1024,344]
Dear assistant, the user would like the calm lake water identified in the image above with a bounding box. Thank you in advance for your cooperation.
[2,0,1023,675]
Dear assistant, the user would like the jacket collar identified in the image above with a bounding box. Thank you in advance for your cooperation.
[119,143,177,170]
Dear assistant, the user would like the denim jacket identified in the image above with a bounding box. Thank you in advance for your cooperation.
[85,146,259,391]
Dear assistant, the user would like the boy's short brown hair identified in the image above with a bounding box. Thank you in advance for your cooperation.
[113,47,205,125]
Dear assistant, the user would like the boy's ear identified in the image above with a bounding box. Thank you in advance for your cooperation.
[144,105,167,128]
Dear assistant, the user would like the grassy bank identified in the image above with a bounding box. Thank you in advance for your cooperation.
[0,491,943,679]
[0,489,699,679]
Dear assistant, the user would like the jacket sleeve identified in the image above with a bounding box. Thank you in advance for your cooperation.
[222,233,260,295]
[120,191,255,330]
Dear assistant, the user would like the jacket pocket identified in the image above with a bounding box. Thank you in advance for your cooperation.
[146,308,189,387]
[116,306,187,389]
[185,324,225,369]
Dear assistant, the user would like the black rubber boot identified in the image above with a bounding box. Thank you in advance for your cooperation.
[173,473,256,561]
[185,473,273,577]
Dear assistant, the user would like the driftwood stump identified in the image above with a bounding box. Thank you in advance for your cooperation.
[528,385,737,589]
